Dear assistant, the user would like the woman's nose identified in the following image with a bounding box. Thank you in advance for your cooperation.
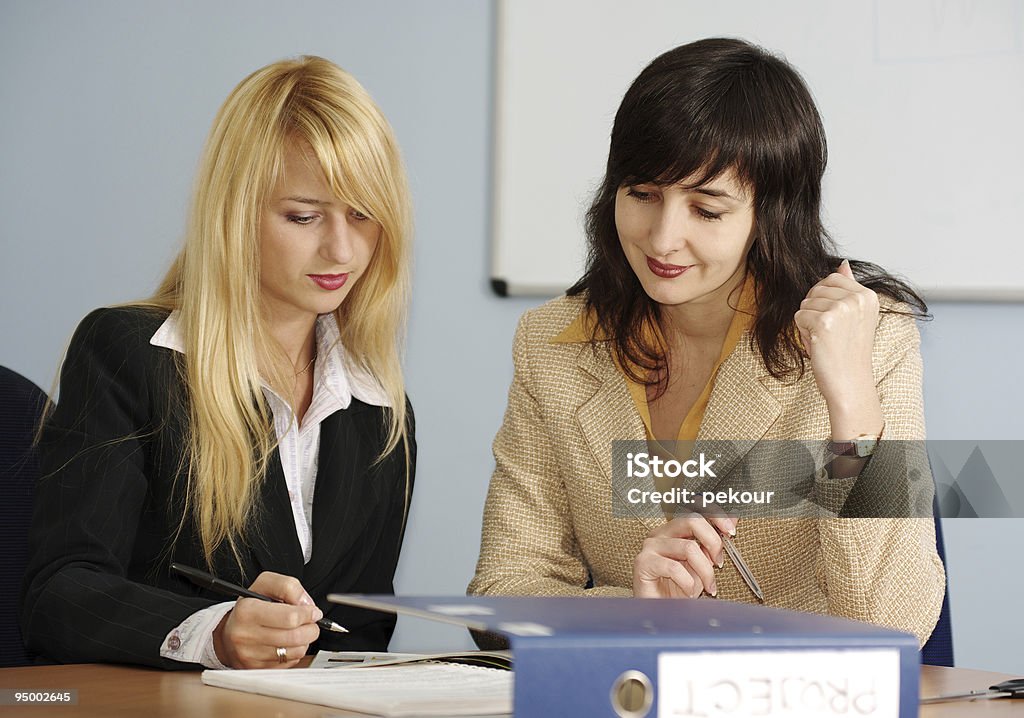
[647,201,689,258]
[321,219,355,265]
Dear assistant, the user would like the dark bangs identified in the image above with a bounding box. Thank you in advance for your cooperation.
[609,37,826,217]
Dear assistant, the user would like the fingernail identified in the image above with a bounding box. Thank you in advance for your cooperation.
[710,583,718,597]
[716,556,724,569]
[299,593,314,606]
[313,608,324,622]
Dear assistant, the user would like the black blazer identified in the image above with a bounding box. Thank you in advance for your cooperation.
[20,307,415,669]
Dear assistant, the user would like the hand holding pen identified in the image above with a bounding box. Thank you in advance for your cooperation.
[172,563,347,669]
[632,513,764,602]
[632,513,737,599]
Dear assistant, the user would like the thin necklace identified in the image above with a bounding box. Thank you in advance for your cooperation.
[294,351,317,377]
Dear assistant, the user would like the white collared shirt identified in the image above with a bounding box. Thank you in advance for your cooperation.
[153,310,389,667]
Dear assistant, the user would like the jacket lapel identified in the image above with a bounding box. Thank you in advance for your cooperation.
[694,335,784,486]
[573,343,662,531]
[303,401,383,589]
[249,451,305,581]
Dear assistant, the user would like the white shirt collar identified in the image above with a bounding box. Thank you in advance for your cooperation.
[149,310,390,409]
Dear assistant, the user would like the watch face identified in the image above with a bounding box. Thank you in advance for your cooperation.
[828,437,880,458]
[853,437,879,457]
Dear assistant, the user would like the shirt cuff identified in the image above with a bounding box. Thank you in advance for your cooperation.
[160,601,235,669]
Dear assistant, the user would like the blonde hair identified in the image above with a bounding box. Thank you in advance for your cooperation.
[143,56,412,567]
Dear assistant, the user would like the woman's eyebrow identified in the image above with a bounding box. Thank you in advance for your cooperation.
[692,186,742,202]
[281,195,332,205]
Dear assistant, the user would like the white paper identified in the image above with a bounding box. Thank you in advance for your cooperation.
[202,664,512,717]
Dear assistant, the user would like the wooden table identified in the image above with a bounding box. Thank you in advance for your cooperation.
[0,662,1019,716]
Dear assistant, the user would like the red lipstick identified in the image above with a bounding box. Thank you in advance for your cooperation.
[646,257,691,279]
[308,273,349,290]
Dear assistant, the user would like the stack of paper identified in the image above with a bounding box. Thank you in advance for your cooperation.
[201,662,512,717]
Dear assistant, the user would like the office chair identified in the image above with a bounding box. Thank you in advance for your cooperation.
[921,497,954,666]
[0,365,48,667]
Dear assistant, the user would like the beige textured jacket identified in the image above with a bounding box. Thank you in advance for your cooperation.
[468,294,945,646]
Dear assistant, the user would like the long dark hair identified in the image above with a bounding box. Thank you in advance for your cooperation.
[567,38,927,388]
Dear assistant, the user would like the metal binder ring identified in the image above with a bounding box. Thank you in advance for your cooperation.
[610,669,653,718]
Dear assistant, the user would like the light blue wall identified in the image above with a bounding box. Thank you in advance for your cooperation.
[918,305,1024,672]
[2,0,1021,672]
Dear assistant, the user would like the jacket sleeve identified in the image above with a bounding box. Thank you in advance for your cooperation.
[468,311,631,599]
[20,309,218,669]
[817,310,946,646]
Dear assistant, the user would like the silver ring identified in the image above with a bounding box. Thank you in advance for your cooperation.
[276,646,288,663]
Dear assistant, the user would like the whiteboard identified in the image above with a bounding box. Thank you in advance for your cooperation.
[490,0,1024,299]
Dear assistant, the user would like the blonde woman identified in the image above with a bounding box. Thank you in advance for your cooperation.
[21,57,415,669]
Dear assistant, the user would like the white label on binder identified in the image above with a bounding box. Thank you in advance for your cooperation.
[657,649,899,717]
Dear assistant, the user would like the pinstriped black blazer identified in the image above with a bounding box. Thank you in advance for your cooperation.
[20,307,415,669]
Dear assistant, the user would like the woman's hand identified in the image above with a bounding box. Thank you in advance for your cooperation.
[794,260,883,439]
[212,572,322,669]
[632,514,735,598]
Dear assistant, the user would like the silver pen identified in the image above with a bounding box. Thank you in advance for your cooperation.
[720,532,764,603]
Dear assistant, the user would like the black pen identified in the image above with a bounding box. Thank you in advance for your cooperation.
[171,562,348,633]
